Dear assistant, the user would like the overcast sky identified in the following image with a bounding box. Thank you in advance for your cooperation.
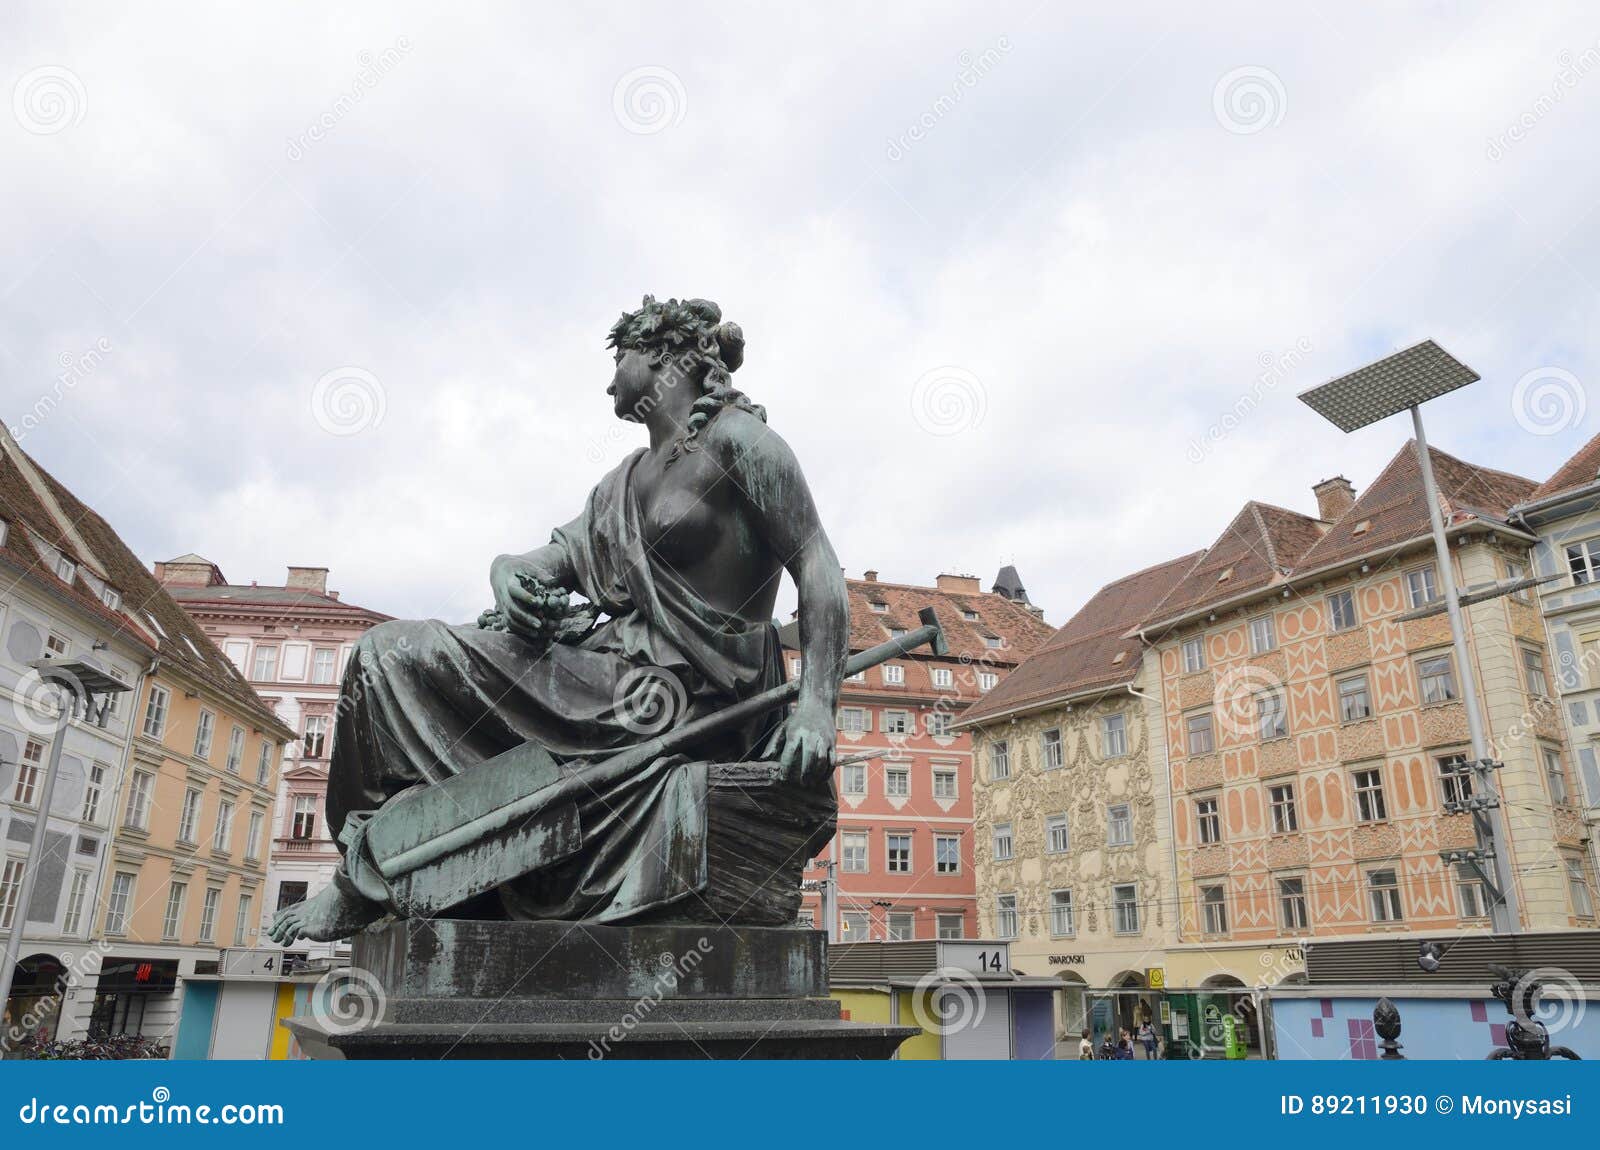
[5,2,1600,626]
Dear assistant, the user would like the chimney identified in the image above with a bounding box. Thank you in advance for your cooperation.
[1313,476,1356,522]
[935,573,981,594]
[286,566,330,595]
[863,569,879,582]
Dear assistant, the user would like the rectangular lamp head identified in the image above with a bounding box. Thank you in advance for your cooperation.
[1298,339,1479,432]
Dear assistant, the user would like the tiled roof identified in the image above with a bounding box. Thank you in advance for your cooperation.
[0,439,292,738]
[1293,440,1534,575]
[167,582,390,620]
[1144,502,1325,625]
[1524,431,1600,505]
[961,551,1201,724]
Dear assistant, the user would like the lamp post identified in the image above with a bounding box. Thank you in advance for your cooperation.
[0,658,132,1030]
[1299,340,1519,934]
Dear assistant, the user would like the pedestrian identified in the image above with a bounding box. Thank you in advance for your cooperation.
[1099,1032,1116,1060]
[1138,1019,1157,1060]
[1078,1028,1094,1060]
[1116,1028,1135,1060]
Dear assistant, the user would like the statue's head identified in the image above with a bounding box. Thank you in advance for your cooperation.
[606,295,765,443]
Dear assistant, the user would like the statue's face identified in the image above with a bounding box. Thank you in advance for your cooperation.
[607,348,657,421]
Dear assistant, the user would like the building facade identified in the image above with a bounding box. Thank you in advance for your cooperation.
[784,570,1051,944]
[156,559,389,964]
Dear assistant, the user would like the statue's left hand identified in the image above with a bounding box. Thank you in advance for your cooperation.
[762,699,836,785]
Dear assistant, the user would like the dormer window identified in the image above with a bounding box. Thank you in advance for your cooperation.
[102,587,121,611]
[1216,566,1234,583]
[55,555,76,583]
[984,635,1003,649]
[962,609,978,621]
[1352,519,1371,536]
[888,627,907,638]
[869,601,889,614]
[1111,650,1127,665]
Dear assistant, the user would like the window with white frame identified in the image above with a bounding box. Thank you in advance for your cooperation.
[1338,672,1373,722]
[837,707,868,734]
[1544,746,1570,804]
[884,765,909,797]
[252,645,279,680]
[1249,615,1277,654]
[1045,814,1070,854]
[82,763,107,823]
[61,870,91,935]
[1327,589,1358,632]
[886,833,911,873]
[1437,752,1473,808]
[937,913,964,939]
[1050,889,1075,937]
[256,742,274,786]
[123,770,154,830]
[162,881,187,940]
[935,835,960,874]
[927,711,952,737]
[995,893,1018,939]
[312,647,338,684]
[1102,713,1127,758]
[0,859,25,931]
[1504,558,1530,602]
[932,768,956,800]
[55,555,75,583]
[1367,868,1403,921]
[1278,876,1309,930]
[1352,767,1388,823]
[1566,855,1594,917]
[841,762,866,796]
[198,887,220,943]
[1186,711,1214,755]
[1041,727,1063,770]
[1182,637,1206,673]
[1200,884,1228,934]
[1257,691,1287,740]
[225,725,245,774]
[842,832,868,873]
[869,600,888,614]
[978,672,997,692]
[1195,796,1221,844]
[1566,539,1600,585]
[1456,867,1487,920]
[1113,883,1139,934]
[1522,646,1549,697]
[1268,783,1298,833]
[882,710,910,735]
[104,872,135,934]
[992,822,1013,861]
[932,667,953,688]
[12,739,43,805]
[303,714,330,758]
[45,630,69,657]
[1107,803,1133,846]
[142,684,170,739]
[1416,653,1458,704]
[1406,565,1439,607]
[212,800,235,852]
[234,894,254,947]
[291,794,317,840]
[840,910,870,940]
[246,810,265,861]
[193,708,215,759]
[887,911,915,941]
[177,787,202,844]
[882,664,904,685]
[989,740,1010,780]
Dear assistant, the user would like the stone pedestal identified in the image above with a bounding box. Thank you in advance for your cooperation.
[284,919,917,1059]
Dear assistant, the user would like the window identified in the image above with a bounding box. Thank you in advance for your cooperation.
[1352,768,1388,823]
[1566,540,1600,585]
[1457,870,1487,920]
[1192,795,1222,844]
[1102,713,1127,758]
[1257,692,1287,740]
[1417,653,1458,704]
[845,668,865,683]
[995,894,1018,939]
[992,823,1013,861]
[1249,615,1277,654]
[1544,746,1569,804]
[1107,803,1133,846]
[1406,565,1439,608]
[932,768,957,800]
[45,630,70,657]
[935,835,961,875]
[1041,728,1063,770]
[252,645,279,680]
[212,800,235,852]
[1522,647,1549,697]
[303,714,330,758]
[123,770,154,830]
[1278,876,1309,930]
[305,646,336,685]
[1367,868,1403,922]
[887,912,915,941]
[1113,884,1139,934]
[193,708,215,759]
[12,739,43,805]
[1182,637,1206,673]
[961,609,979,621]
[162,881,187,940]
[842,832,868,873]
[246,810,265,861]
[81,763,107,823]
[142,684,170,738]
[882,710,910,735]
[104,872,135,934]
[291,794,317,840]
[55,556,75,582]
[256,742,274,785]
[841,762,866,796]
[1504,558,1530,602]
[1186,711,1214,755]
[61,870,91,935]
[984,635,1003,649]
[978,672,997,692]
[0,859,24,930]
[1567,856,1594,918]
[926,712,952,737]
[840,911,870,941]
[884,766,909,797]
[102,587,121,611]
[198,888,220,943]
[1050,890,1075,937]
[932,667,953,688]
[225,725,245,773]
[1200,884,1228,934]
[1268,783,1298,833]
[837,707,867,734]
[1338,673,1372,722]
[868,600,888,614]
[936,913,964,939]
[1437,753,1473,808]
[177,787,203,844]
[234,894,254,947]
[1327,589,1358,632]
[886,833,911,873]
[882,664,904,685]
[1045,814,1070,854]
[989,740,1010,781]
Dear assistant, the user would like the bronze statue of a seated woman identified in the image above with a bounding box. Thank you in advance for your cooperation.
[269,297,849,944]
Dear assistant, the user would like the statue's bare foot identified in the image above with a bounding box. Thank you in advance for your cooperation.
[268,883,386,944]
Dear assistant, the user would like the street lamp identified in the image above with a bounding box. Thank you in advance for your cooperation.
[0,658,133,1031]
[1299,339,1519,934]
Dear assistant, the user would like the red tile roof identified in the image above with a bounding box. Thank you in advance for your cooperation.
[1144,502,1326,626]
[1525,431,1600,505]
[960,551,1201,724]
